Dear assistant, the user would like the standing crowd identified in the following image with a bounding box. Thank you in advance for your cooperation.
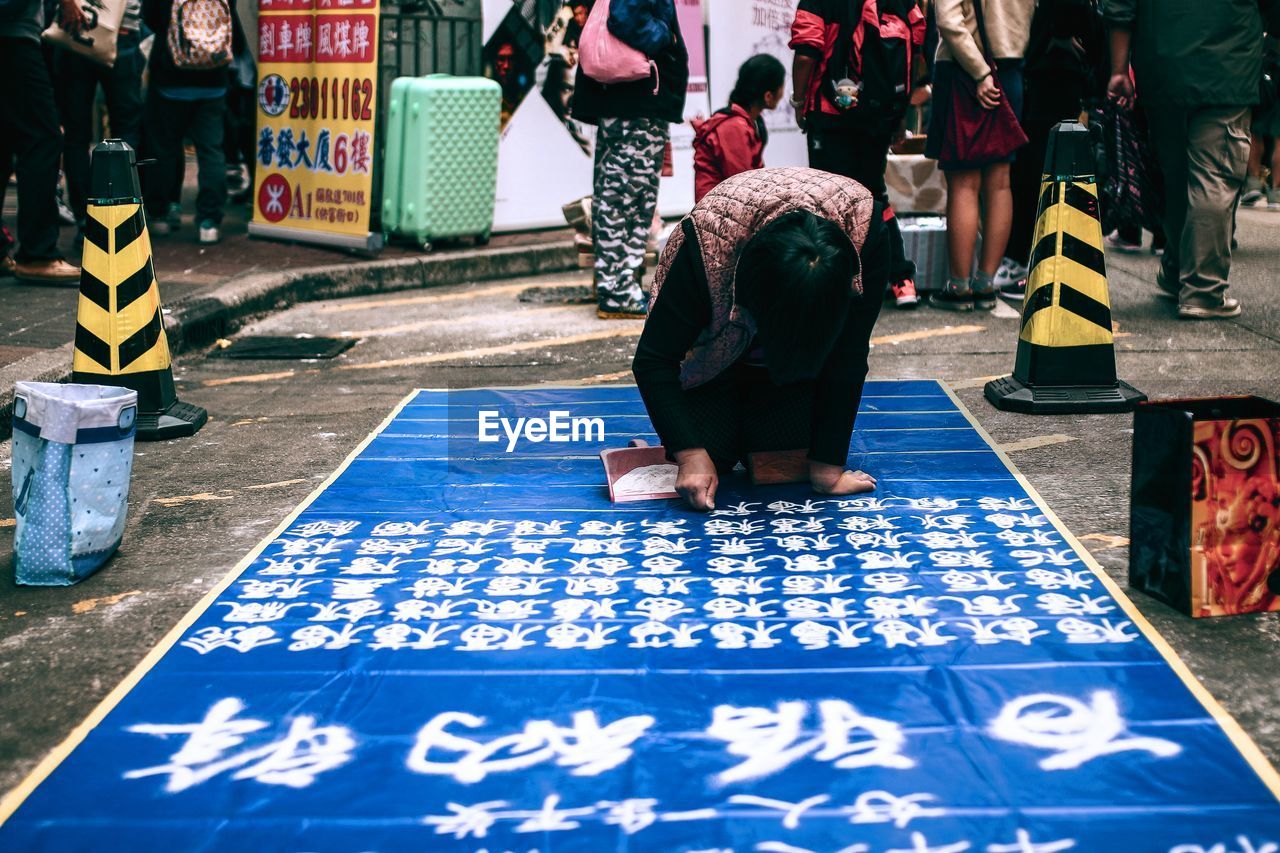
[0,0,251,284]
[574,0,1280,323]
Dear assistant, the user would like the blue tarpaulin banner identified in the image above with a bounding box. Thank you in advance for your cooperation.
[3,381,1278,851]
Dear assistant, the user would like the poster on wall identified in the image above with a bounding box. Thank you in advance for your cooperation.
[484,0,708,233]
[706,0,806,170]
[249,0,382,252]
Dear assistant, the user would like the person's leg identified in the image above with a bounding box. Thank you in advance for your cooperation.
[56,52,103,226]
[972,161,1012,308]
[189,97,228,233]
[592,117,666,313]
[103,37,146,152]
[1178,104,1250,312]
[1,39,66,265]
[1244,128,1265,203]
[1007,118,1054,269]
[1145,107,1190,298]
[930,168,980,310]
[142,91,188,226]
[1268,135,1280,206]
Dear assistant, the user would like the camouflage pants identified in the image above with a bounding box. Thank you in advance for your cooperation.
[592,117,668,304]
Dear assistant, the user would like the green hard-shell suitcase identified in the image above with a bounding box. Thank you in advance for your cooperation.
[382,74,501,249]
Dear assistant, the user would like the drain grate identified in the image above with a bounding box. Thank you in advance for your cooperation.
[211,335,356,360]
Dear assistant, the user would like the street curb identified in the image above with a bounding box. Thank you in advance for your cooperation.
[0,240,577,441]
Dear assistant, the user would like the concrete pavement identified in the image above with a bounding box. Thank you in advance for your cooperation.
[0,205,1278,801]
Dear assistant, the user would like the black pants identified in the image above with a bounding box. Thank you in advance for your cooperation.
[143,91,227,225]
[678,363,815,473]
[56,36,145,223]
[0,38,64,261]
[807,123,914,285]
[1007,116,1059,267]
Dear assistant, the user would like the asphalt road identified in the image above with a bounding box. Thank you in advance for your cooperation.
[1,207,1278,800]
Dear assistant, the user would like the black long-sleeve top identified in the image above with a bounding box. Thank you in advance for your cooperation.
[632,210,889,467]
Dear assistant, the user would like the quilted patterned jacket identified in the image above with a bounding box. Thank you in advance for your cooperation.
[649,167,875,389]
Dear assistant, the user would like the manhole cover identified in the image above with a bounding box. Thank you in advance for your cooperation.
[211,336,356,359]
[518,284,594,305]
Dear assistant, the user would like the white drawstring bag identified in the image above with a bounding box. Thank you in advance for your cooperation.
[12,382,138,586]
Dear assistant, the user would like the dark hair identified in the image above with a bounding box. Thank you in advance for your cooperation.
[729,54,787,109]
[735,211,859,384]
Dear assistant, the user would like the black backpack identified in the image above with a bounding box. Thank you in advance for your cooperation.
[823,0,916,134]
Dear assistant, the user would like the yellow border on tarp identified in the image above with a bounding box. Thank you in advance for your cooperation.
[2,381,1277,826]
[0,390,420,825]
[940,381,1280,800]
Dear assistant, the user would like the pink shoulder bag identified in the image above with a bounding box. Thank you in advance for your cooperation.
[579,0,658,91]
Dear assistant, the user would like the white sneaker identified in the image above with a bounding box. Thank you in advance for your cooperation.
[198,220,220,244]
[992,257,1027,289]
[149,220,172,237]
[1104,231,1143,253]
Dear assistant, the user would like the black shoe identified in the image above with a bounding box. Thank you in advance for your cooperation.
[927,289,974,312]
[973,288,997,311]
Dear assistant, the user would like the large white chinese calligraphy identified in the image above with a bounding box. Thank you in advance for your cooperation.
[1,382,1277,852]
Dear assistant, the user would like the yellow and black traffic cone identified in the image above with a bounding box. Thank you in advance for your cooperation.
[985,121,1145,414]
[71,140,207,441]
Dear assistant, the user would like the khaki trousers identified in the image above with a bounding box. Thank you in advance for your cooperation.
[1146,105,1251,305]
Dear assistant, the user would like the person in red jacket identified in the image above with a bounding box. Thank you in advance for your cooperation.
[693,55,786,202]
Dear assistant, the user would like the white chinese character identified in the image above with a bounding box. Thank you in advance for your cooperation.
[471,599,547,620]
[510,539,553,554]
[433,538,494,555]
[768,499,826,514]
[996,529,1060,548]
[411,577,478,598]
[568,556,632,576]
[784,574,854,595]
[457,624,541,652]
[443,520,506,536]
[940,569,1015,592]
[359,538,433,555]
[857,551,921,570]
[986,512,1048,529]
[704,597,779,619]
[845,531,911,549]
[407,709,654,782]
[509,793,595,833]
[571,537,632,555]
[1025,569,1094,590]
[711,621,784,649]
[873,619,955,648]
[342,556,413,575]
[287,520,359,538]
[834,497,896,511]
[278,538,350,556]
[846,790,945,828]
[1056,617,1137,643]
[640,519,688,536]
[552,598,625,621]
[420,558,483,576]
[1035,593,1113,616]
[929,550,993,569]
[918,531,986,550]
[257,556,335,576]
[838,514,900,532]
[640,555,688,575]
[629,621,705,648]
[181,626,280,654]
[370,519,437,537]
[977,497,1036,511]
[705,519,765,536]
[484,577,553,597]
[565,577,621,597]
[1170,838,1279,853]
[915,514,970,530]
[938,594,1025,616]
[393,599,465,622]
[277,18,293,51]
[1011,549,1078,568]
[259,20,275,56]
[864,595,936,620]
[331,578,393,599]
[295,19,313,54]
[218,601,304,623]
[239,579,320,599]
[598,797,659,834]
[512,520,569,536]
[423,800,509,839]
[783,597,857,619]
[630,596,693,622]
[776,553,840,573]
[708,555,772,574]
[859,572,920,594]
[308,600,382,623]
[578,520,633,536]
[288,624,370,651]
[707,699,913,784]
[710,576,774,596]
[771,534,839,552]
[908,498,964,511]
[711,537,764,555]
[545,623,619,650]
[492,557,554,575]
[953,617,1047,645]
[989,691,1181,769]
[350,18,370,55]
[125,698,354,792]
[710,501,760,516]
[333,18,352,55]
[791,620,869,650]
[370,623,456,650]
[635,576,696,595]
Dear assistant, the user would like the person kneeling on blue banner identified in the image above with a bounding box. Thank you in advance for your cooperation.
[632,167,888,511]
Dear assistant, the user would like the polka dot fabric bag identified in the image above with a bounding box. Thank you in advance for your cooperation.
[11,382,137,586]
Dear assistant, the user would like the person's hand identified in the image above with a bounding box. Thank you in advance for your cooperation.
[60,0,89,32]
[1108,73,1135,111]
[976,73,1001,110]
[809,461,877,496]
[674,448,718,512]
[909,83,932,107]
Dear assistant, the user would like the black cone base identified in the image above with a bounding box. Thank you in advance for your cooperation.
[137,399,208,441]
[984,375,1146,415]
